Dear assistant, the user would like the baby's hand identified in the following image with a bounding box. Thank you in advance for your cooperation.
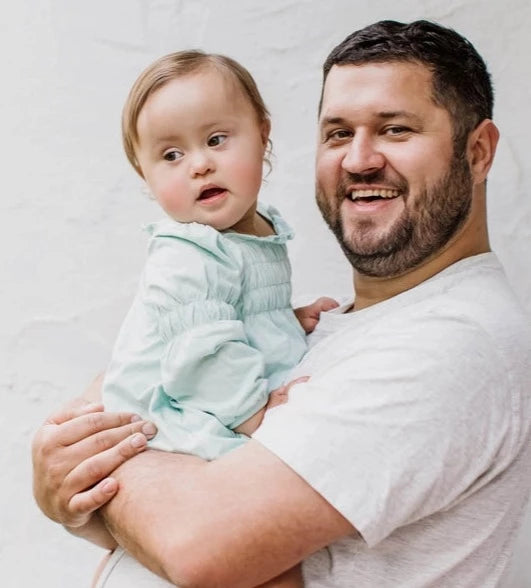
[236,376,310,435]
[294,296,339,333]
[267,376,310,409]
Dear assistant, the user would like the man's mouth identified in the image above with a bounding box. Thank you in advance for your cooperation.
[198,187,226,201]
[347,189,400,203]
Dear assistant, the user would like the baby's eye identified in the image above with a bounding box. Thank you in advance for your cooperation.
[163,148,183,162]
[207,134,227,147]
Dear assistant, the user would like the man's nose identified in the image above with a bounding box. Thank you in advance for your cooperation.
[341,133,385,176]
[189,149,214,177]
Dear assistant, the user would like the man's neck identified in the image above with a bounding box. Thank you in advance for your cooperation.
[352,212,490,311]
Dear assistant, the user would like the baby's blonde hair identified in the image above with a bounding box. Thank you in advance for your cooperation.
[122,50,271,177]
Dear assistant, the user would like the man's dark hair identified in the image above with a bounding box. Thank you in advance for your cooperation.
[321,20,494,147]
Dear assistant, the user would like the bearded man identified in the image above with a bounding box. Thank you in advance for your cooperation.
[32,20,531,587]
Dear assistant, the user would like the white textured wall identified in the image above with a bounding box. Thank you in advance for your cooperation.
[2,1,530,586]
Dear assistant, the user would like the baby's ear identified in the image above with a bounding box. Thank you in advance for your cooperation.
[467,119,499,184]
[135,161,146,180]
[260,119,271,146]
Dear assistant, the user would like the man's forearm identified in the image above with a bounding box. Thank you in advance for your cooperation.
[101,449,206,584]
[100,443,353,587]
[65,512,118,551]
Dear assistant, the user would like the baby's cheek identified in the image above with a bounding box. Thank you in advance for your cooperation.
[156,185,190,221]
[233,158,264,192]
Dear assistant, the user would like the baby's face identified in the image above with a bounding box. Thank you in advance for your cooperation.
[134,68,269,232]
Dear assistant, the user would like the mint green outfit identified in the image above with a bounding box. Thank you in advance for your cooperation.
[103,204,307,460]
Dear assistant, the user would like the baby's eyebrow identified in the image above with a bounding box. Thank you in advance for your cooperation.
[146,118,240,146]
[152,134,180,144]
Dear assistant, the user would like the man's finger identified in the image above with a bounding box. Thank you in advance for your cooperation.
[68,477,119,522]
[64,433,151,493]
[52,411,146,447]
[45,401,104,427]
[69,420,157,465]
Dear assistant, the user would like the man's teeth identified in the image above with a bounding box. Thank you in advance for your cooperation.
[349,189,399,200]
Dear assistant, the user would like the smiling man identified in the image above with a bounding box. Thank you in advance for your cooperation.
[32,20,531,587]
[316,59,475,282]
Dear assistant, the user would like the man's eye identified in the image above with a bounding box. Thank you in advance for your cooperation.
[163,149,183,162]
[327,129,352,141]
[208,134,227,147]
[385,126,411,136]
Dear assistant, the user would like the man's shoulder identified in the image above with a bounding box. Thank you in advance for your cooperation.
[376,252,529,342]
[304,253,531,385]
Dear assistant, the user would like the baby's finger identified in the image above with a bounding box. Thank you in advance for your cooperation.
[267,389,289,409]
[68,478,119,524]
[64,432,151,494]
[316,296,340,311]
[285,376,310,392]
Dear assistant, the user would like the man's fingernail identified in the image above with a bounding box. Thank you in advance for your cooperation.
[101,479,116,493]
[130,414,142,423]
[83,403,101,411]
[131,433,147,448]
[142,422,157,437]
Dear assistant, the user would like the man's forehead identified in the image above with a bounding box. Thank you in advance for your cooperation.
[319,61,435,120]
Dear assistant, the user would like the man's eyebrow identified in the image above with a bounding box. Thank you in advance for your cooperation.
[376,111,423,124]
[320,116,349,127]
[320,112,423,126]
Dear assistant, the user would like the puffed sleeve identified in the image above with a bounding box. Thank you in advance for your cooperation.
[143,223,269,431]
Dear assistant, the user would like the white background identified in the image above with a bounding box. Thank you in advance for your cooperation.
[2,0,530,586]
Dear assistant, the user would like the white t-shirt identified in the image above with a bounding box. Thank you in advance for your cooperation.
[254,252,531,587]
[95,253,531,587]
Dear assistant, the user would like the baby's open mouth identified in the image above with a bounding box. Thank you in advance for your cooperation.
[198,187,226,200]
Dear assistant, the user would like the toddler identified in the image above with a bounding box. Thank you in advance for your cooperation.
[104,52,335,464]
[102,51,336,586]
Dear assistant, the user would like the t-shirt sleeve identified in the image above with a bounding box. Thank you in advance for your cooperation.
[144,231,269,429]
[253,312,513,547]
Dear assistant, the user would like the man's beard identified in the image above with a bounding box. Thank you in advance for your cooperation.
[316,148,473,278]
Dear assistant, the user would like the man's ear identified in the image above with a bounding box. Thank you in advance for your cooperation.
[467,119,499,184]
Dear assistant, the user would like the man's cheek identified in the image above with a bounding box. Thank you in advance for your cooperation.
[316,155,339,190]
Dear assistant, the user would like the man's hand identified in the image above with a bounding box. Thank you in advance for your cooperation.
[31,400,156,547]
[294,297,339,333]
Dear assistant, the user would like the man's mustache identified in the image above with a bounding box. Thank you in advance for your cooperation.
[344,170,388,184]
